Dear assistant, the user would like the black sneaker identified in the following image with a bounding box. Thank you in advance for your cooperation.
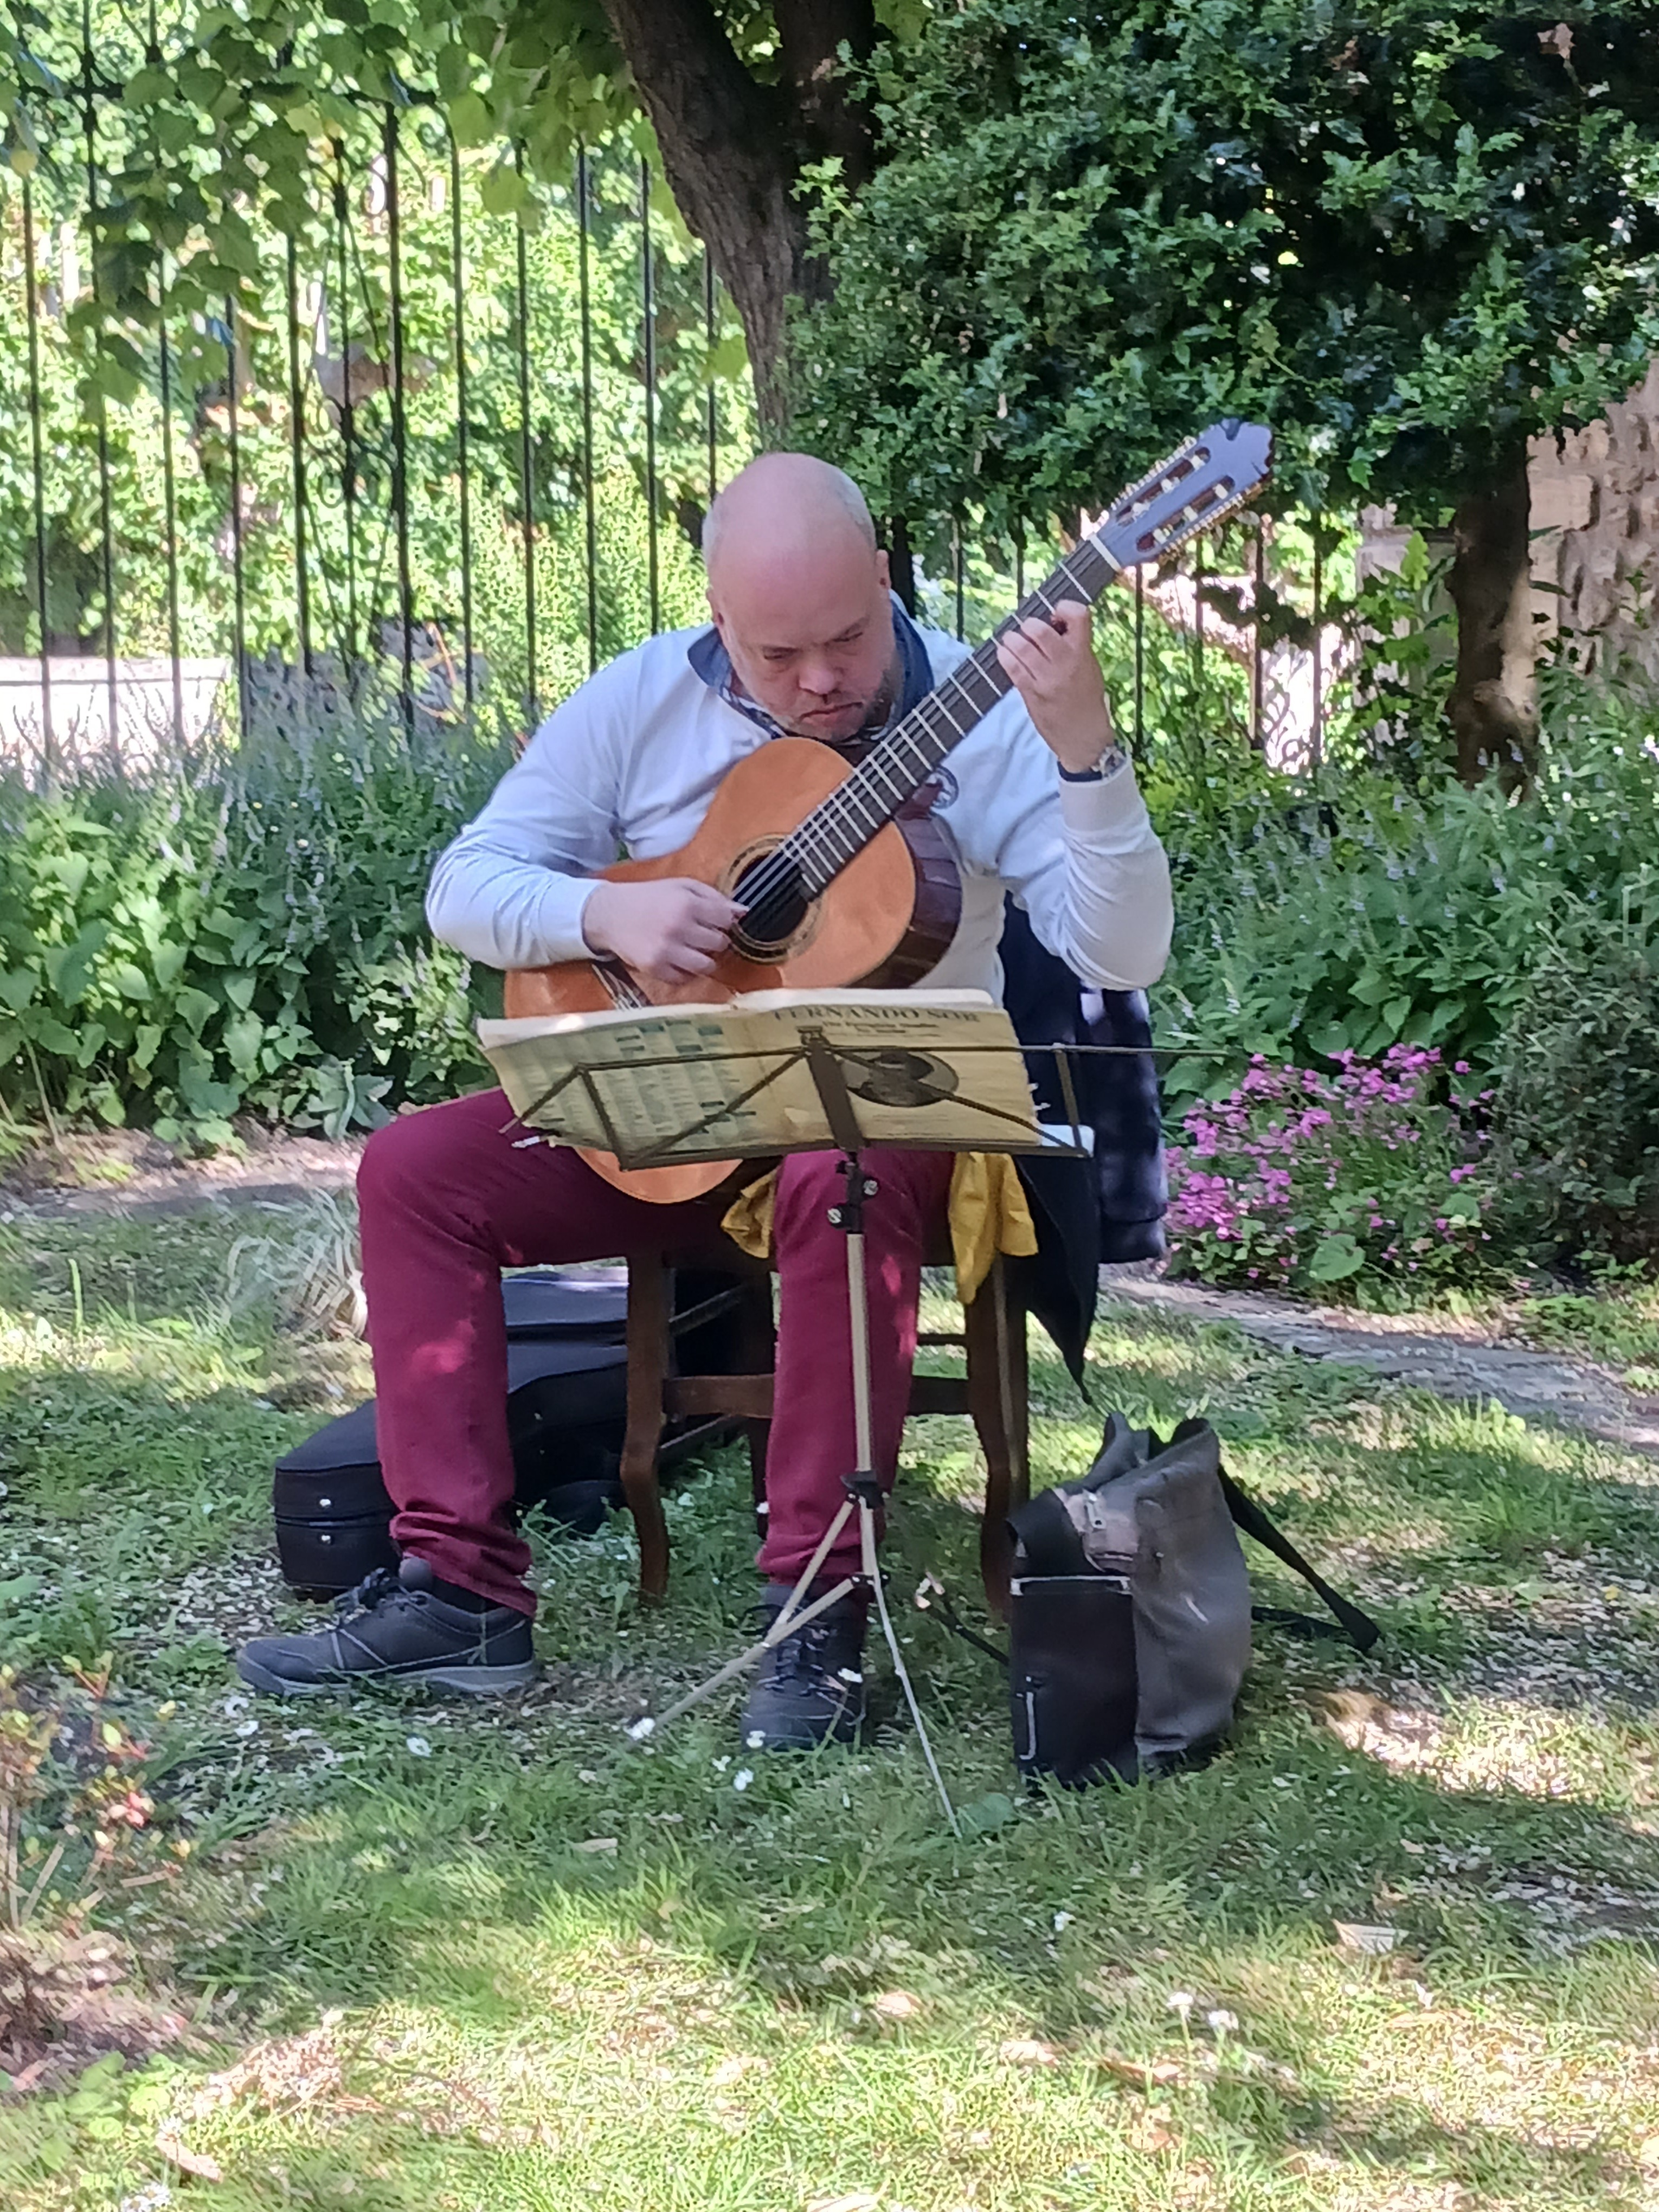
[740,1584,868,1751]
[236,1558,537,1698]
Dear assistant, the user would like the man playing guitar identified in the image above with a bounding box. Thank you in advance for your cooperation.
[237,452,1173,1747]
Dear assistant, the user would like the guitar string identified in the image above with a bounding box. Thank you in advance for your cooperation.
[745,515,1173,899]
[736,570,1082,907]
[754,488,1187,890]
[745,647,1040,909]
[696,459,1243,933]
[747,544,1103,879]
[578,440,1250,1009]
[736,518,1203,916]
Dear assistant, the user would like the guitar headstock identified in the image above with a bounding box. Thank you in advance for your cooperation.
[1094,420,1272,570]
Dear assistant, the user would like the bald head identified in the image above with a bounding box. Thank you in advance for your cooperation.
[703,453,895,744]
[702,452,877,580]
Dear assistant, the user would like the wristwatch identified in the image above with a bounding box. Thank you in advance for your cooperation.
[1058,741,1129,783]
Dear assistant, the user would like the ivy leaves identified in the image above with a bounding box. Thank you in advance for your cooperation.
[6,0,644,409]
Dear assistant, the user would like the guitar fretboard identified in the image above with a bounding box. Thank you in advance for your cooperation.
[783,532,1120,898]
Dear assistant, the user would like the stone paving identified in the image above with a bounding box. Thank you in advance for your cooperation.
[1105,1271,1659,1458]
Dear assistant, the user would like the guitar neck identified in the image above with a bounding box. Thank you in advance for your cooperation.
[787,532,1120,899]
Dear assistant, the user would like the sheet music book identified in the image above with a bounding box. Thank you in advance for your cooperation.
[477,988,1048,1166]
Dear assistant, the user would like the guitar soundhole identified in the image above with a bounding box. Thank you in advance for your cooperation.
[730,850,810,958]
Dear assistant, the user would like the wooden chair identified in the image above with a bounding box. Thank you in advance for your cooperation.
[617,1244,1030,1618]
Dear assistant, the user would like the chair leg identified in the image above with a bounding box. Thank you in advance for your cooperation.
[737,1276,775,1534]
[967,1258,1028,1622]
[1008,1273,1030,1515]
[622,1255,673,1605]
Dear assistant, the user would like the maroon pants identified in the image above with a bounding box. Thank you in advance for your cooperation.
[356,1088,954,1615]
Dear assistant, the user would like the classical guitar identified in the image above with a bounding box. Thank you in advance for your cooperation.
[505,418,1272,1201]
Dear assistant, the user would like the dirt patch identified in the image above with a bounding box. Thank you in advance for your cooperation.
[189,2018,346,2117]
[0,1924,191,2092]
[0,1121,366,1221]
[10,1132,1657,1461]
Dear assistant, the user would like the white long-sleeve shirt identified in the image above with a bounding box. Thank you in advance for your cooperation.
[427,620,1173,1001]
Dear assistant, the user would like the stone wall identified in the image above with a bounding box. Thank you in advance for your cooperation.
[1531,359,1659,678]
[1359,362,1659,680]
[0,657,228,777]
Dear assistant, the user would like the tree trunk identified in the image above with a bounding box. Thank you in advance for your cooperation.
[775,0,879,191]
[1447,446,1540,787]
[598,0,875,438]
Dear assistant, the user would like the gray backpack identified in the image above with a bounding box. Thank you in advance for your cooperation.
[1008,1414,1377,1785]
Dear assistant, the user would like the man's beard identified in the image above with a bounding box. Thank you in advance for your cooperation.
[783,655,901,741]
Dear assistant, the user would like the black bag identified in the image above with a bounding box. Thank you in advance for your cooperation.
[1008,1413,1379,1786]
[273,1269,631,1594]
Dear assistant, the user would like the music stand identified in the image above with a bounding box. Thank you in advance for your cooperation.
[486,1002,1084,1836]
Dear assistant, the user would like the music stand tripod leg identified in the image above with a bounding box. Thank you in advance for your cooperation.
[831,1154,961,1837]
[628,1481,866,1739]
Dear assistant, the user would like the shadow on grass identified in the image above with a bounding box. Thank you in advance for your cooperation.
[0,1292,1656,2205]
[126,1715,1656,2208]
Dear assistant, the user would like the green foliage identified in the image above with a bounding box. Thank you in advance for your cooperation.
[1324,530,1459,786]
[799,1,1659,529]
[0,691,513,1145]
[0,47,737,1152]
[1155,664,1659,1111]
[2,0,761,404]
[1508,1271,1659,1388]
[1154,660,1659,1281]
[1489,883,1659,1266]
[908,507,1351,793]
[0,101,747,689]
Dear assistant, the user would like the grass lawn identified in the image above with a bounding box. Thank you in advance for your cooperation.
[0,1198,1655,2210]
[1502,1280,1659,1397]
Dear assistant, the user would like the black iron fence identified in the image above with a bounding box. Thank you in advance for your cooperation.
[1,10,1349,776]
[1,11,754,762]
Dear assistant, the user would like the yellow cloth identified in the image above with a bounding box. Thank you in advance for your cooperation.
[721,1151,1037,1306]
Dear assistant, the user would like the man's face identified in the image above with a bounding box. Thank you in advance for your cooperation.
[708,539,896,744]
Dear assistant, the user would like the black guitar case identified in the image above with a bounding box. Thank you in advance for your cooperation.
[272,1269,735,1595]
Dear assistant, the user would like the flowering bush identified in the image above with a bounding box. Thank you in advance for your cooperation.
[1155,666,1659,1105]
[1166,1045,1496,1297]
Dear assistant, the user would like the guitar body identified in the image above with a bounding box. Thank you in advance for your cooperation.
[503,737,962,1201]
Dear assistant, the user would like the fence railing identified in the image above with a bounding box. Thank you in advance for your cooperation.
[934,510,1349,778]
[2,11,755,763]
[2,12,1349,776]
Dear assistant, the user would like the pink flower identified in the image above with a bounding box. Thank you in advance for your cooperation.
[1167,1043,1494,1293]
